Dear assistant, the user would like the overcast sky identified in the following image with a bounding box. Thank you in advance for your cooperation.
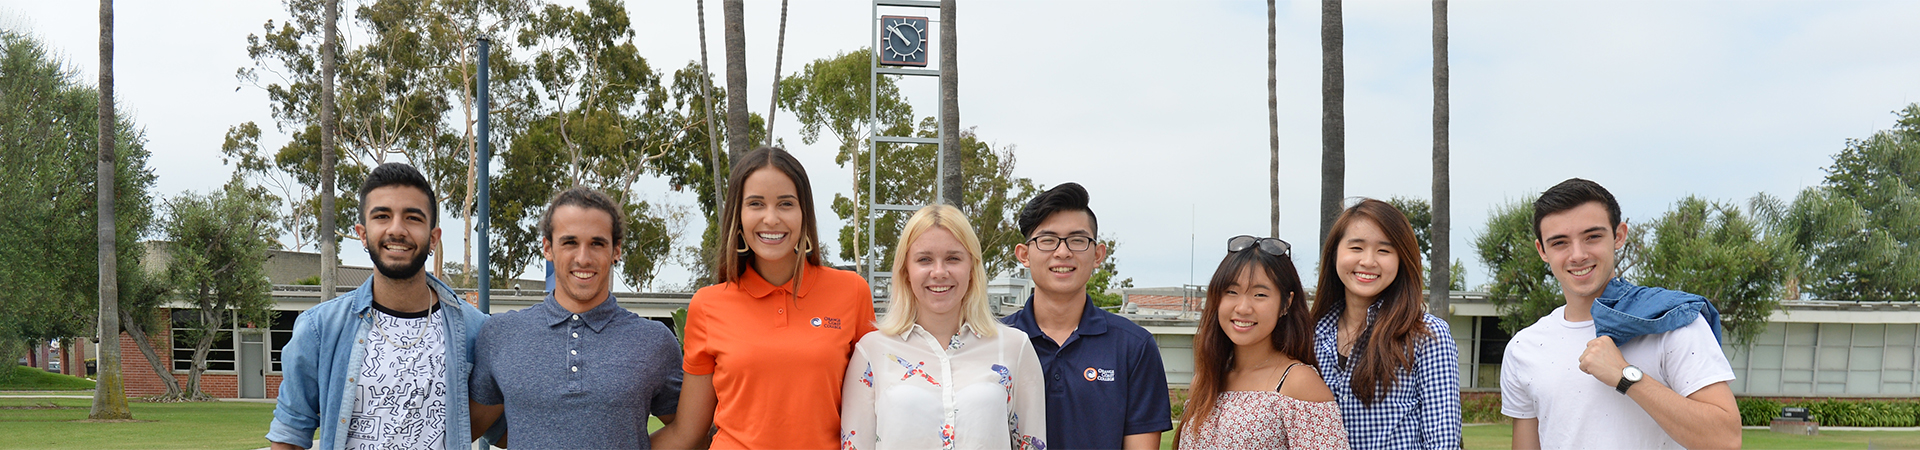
[5,0,1918,293]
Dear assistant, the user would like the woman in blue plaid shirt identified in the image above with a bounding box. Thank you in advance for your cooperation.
[1308,199,1462,449]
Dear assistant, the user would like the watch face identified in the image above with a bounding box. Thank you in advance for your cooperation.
[1622,366,1644,381]
[879,16,928,67]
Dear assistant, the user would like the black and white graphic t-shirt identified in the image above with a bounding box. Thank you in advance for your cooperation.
[346,301,448,450]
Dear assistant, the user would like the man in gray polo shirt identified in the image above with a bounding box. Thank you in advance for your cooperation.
[470,187,682,448]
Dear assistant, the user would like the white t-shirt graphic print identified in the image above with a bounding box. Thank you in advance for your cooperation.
[346,304,448,450]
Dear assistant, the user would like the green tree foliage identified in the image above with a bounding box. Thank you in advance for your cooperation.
[160,177,279,400]
[1088,237,1135,308]
[1633,196,1786,346]
[1759,104,1920,301]
[0,30,156,346]
[778,49,1038,278]
[1387,196,1466,291]
[1473,197,1561,333]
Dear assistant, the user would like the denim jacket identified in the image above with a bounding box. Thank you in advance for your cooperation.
[1593,278,1723,346]
[266,275,490,450]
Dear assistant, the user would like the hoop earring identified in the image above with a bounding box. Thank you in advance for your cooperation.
[796,236,814,255]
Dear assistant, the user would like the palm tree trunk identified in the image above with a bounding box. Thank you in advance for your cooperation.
[319,0,339,301]
[1269,0,1280,238]
[940,0,961,206]
[723,0,748,162]
[1429,0,1451,318]
[91,0,132,420]
[1320,0,1345,242]
[766,0,789,148]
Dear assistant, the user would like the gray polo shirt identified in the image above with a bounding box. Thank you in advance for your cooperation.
[471,294,682,449]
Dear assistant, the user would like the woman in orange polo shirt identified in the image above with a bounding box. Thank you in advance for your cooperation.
[654,146,877,450]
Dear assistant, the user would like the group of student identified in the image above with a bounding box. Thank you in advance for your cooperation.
[266,146,1742,450]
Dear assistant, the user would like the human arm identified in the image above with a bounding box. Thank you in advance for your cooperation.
[1579,336,1740,449]
[470,401,503,441]
[1010,338,1047,449]
[650,373,715,449]
[1510,418,1540,450]
[1122,336,1172,450]
[1277,367,1346,449]
[266,312,320,449]
[839,343,878,450]
[1417,319,1463,449]
[468,320,508,444]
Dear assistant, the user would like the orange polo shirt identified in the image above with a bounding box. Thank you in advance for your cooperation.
[684,263,876,450]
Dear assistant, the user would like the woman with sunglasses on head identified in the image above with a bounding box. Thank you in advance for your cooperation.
[1177,236,1348,450]
[1310,199,1460,449]
[840,205,1047,450]
[653,147,878,450]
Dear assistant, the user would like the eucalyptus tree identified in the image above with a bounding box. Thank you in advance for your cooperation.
[1474,197,1560,333]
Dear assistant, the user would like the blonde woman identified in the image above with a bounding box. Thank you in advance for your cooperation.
[840,205,1048,450]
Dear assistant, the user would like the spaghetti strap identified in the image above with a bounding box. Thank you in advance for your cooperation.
[1274,362,1307,391]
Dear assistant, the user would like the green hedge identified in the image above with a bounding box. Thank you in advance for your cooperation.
[1738,397,1920,427]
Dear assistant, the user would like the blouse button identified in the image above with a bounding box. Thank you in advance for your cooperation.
[570,350,578,355]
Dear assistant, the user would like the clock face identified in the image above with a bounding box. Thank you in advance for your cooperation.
[879,16,928,67]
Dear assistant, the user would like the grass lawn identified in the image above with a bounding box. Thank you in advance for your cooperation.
[0,366,95,390]
[0,397,274,450]
[1463,423,1920,450]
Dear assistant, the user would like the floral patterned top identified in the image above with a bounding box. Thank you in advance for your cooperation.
[1178,365,1350,450]
[841,322,1048,450]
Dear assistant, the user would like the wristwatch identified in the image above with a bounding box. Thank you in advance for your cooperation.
[1616,365,1643,394]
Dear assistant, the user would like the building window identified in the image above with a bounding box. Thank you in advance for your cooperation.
[171,309,237,372]
[170,309,300,373]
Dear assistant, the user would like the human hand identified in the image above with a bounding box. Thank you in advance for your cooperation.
[1578,336,1629,387]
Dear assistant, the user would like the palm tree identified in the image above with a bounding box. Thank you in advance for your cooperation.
[90,0,132,420]
[1429,0,1451,317]
[1268,0,1280,238]
[724,0,748,162]
[940,0,961,206]
[1320,0,1345,242]
[319,0,338,303]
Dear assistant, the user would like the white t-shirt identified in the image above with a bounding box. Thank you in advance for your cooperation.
[1500,305,1734,450]
[345,305,448,450]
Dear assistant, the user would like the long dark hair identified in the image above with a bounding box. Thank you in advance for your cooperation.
[1310,198,1432,406]
[1177,245,1313,444]
[715,147,824,285]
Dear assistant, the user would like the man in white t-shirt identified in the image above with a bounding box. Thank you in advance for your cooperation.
[1499,178,1741,450]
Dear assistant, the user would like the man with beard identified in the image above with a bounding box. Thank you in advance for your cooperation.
[267,162,496,450]
[470,187,683,448]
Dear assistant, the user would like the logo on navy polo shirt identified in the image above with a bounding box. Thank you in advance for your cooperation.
[1083,367,1115,382]
[811,316,842,329]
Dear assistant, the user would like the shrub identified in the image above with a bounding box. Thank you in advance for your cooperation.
[1787,399,1919,427]
[1737,397,1781,426]
[1463,394,1507,424]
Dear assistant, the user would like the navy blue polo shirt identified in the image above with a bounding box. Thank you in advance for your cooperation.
[1002,295,1172,450]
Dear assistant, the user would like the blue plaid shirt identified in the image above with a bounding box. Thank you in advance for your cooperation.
[1313,304,1462,450]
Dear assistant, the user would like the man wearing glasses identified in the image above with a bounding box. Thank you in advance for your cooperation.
[1001,183,1172,450]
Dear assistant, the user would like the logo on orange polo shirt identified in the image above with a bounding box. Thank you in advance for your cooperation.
[810,316,842,329]
[1083,367,1115,382]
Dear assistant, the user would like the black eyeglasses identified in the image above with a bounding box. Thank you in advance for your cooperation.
[1228,235,1291,257]
[1028,235,1096,252]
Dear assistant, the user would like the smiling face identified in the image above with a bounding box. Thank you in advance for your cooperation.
[1217,266,1286,348]
[1014,210,1105,299]
[740,167,805,265]
[543,205,621,306]
[1334,217,1399,304]
[356,185,439,282]
[907,226,971,322]
[1535,201,1626,303]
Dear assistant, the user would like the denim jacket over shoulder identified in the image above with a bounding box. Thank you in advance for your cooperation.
[266,275,490,450]
[1592,278,1723,346]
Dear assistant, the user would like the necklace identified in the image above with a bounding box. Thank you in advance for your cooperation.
[375,308,435,350]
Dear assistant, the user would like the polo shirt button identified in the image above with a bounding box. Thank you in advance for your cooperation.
[571,366,578,372]
[570,350,577,355]
[572,332,579,338]
[777,308,784,314]
[572,314,580,321]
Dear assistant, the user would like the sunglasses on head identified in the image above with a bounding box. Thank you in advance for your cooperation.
[1228,235,1291,258]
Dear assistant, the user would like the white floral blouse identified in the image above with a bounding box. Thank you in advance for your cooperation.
[841,322,1048,450]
